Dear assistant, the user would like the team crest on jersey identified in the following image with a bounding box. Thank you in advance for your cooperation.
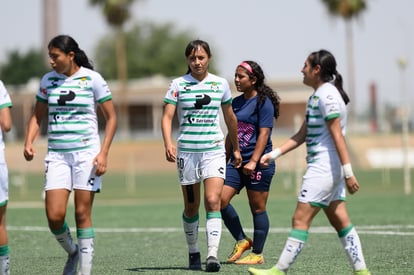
[311,95,319,108]
[78,77,88,89]
[211,82,219,92]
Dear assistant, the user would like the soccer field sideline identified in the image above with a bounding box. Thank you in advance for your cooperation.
[7,224,414,236]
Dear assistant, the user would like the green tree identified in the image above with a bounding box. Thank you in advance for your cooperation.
[0,49,49,85]
[95,22,213,79]
[90,0,135,138]
[321,0,367,123]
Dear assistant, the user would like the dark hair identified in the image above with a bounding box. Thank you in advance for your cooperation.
[239,60,281,119]
[308,49,349,105]
[184,40,212,74]
[48,35,94,70]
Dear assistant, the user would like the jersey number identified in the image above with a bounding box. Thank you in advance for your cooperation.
[250,171,262,181]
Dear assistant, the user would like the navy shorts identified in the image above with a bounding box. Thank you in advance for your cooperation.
[225,162,275,192]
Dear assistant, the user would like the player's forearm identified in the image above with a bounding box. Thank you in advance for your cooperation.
[100,116,117,156]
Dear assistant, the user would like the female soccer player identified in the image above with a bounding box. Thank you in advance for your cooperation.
[249,50,371,275]
[0,80,12,275]
[221,61,280,265]
[23,35,117,275]
[161,39,242,272]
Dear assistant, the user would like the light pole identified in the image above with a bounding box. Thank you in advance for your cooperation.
[397,57,411,195]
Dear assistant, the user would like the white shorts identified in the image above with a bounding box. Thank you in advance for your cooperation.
[0,161,8,205]
[298,151,345,207]
[176,150,226,185]
[44,149,102,192]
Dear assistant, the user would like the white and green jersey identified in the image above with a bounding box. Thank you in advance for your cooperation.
[37,67,112,152]
[164,73,232,153]
[0,80,12,152]
[305,82,347,163]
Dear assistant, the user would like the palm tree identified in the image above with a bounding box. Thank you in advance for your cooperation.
[321,0,367,125]
[90,0,135,139]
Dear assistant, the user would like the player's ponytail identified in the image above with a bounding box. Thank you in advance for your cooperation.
[333,71,350,105]
[74,49,94,70]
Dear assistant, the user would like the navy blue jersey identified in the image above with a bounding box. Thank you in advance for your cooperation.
[231,95,274,162]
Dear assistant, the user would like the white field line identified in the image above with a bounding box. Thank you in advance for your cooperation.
[7,225,414,236]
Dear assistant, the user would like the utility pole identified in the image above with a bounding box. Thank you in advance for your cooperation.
[397,57,411,195]
[43,0,59,62]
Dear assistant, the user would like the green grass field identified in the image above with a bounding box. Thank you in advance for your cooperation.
[6,169,414,274]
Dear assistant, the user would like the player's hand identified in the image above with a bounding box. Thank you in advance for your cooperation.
[23,145,35,161]
[164,144,176,162]
[232,150,242,168]
[260,153,272,168]
[345,176,359,194]
[242,161,256,175]
[93,153,108,176]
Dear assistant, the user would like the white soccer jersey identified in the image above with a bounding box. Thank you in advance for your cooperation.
[305,82,347,163]
[164,73,233,153]
[0,80,12,152]
[37,67,112,152]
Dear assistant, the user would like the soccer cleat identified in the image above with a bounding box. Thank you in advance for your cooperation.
[354,269,371,275]
[226,237,253,263]
[62,245,79,275]
[189,252,202,270]
[248,266,286,275]
[205,256,221,272]
[235,252,264,265]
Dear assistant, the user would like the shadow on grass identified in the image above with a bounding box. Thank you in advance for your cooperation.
[127,261,232,272]
[126,266,202,272]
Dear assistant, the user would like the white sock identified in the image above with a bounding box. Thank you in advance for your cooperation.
[0,255,10,275]
[182,213,199,253]
[53,223,77,255]
[78,238,94,275]
[206,212,222,259]
[339,226,367,271]
[276,237,306,272]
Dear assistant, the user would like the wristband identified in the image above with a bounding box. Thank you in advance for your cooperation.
[268,148,282,161]
[342,163,354,179]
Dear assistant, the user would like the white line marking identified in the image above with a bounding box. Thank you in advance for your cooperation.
[7,225,414,236]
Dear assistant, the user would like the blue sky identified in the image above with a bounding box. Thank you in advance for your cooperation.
[0,0,413,117]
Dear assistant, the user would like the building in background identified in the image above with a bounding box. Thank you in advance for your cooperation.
[7,76,310,140]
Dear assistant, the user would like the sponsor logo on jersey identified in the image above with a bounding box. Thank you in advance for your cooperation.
[194,94,211,109]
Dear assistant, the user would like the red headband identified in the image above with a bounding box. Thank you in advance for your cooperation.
[239,62,254,75]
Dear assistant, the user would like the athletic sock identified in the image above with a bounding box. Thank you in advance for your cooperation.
[182,212,200,254]
[221,204,245,241]
[77,227,95,275]
[338,224,368,271]
[276,229,308,272]
[51,221,77,254]
[252,211,269,254]
[206,211,222,258]
[0,245,10,275]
